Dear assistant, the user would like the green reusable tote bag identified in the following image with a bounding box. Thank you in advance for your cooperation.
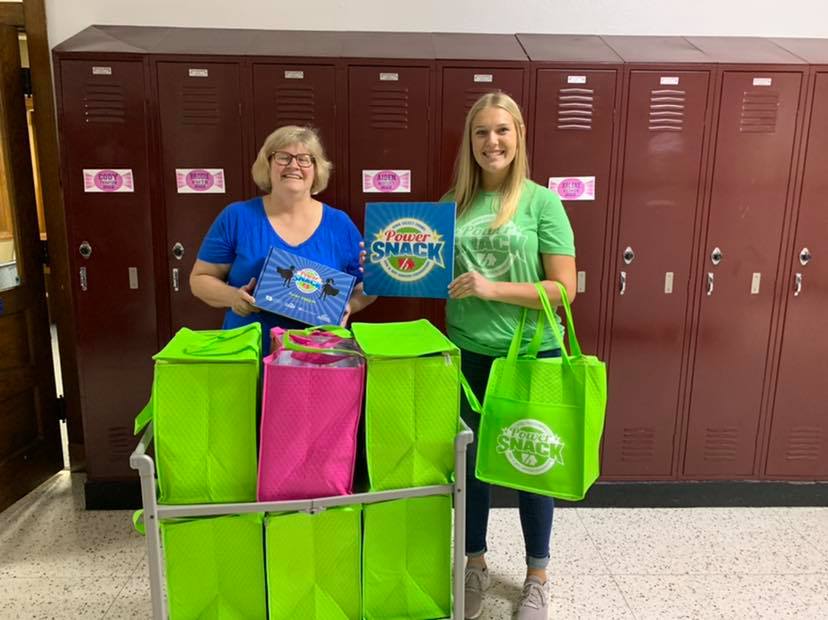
[363,495,452,620]
[265,506,361,620]
[161,512,267,619]
[134,323,261,504]
[352,320,460,491]
[464,283,607,501]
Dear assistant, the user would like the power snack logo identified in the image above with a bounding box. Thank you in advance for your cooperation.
[369,218,446,282]
[293,268,323,294]
[458,214,526,278]
[496,419,565,475]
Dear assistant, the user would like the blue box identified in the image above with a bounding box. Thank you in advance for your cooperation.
[253,247,356,326]
[364,202,456,298]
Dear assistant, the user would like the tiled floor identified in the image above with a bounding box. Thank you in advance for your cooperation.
[0,472,826,619]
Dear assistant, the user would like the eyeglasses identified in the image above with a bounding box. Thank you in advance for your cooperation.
[268,151,315,168]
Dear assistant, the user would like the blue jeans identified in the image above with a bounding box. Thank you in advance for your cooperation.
[460,348,560,570]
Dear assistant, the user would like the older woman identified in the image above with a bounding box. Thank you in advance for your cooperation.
[191,125,374,352]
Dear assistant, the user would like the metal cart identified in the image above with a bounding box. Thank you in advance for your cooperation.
[130,421,474,619]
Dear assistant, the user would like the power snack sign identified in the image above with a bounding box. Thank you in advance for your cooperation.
[363,202,456,298]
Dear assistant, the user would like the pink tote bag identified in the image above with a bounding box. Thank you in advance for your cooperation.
[257,327,364,501]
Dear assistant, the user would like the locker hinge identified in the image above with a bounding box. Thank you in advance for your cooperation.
[56,395,66,422]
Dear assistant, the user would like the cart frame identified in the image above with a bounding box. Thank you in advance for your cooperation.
[130,421,474,619]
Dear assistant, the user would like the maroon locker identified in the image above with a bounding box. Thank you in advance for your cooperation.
[344,41,435,323]
[432,34,528,331]
[155,61,246,331]
[763,40,828,477]
[603,69,712,477]
[434,34,528,196]
[56,59,157,480]
[251,63,339,208]
[683,38,806,477]
[518,35,622,356]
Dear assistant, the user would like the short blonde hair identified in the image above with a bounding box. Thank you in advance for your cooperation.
[251,125,332,195]
[450,92,529,229]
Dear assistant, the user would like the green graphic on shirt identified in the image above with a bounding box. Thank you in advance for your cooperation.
[456,214,527,278]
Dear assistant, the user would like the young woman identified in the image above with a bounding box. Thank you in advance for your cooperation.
[191,125,375,353]
[446,93,577,619]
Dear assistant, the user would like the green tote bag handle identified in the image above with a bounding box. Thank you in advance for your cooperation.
[134,399,153,435]
[460,373,483,415]
[281,326,363,357]
[505,282,577,368]
[180,326,260,357]
[535,281,582,359]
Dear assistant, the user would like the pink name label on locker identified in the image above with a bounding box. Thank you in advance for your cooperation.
[362,170,411,193]
[548,176,596,201]
[83,169,134,193]
[175,168,226,194]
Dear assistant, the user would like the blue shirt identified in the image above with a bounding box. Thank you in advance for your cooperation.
[197,196,363,353]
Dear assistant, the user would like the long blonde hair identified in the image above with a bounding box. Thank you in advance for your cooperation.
[450,92,529,229]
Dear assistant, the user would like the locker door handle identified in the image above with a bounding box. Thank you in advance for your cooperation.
[172,268,180,293]
[706,272,714,296]
[794,273,802,297]
[619,271,626,295]
[79,266,88,292]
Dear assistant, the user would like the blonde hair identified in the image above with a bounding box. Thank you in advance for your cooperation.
[251,125,332,195]
[450,92,529,229]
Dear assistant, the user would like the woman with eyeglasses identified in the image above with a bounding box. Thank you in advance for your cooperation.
[191,125,375,352]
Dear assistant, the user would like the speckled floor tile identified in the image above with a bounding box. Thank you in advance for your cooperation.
[475,573,633,619]
[578,507,828,575]
[482,507,609,576]
[0,472,145,579]
[103,577,154,619]
[615,573,828,619]
[773,507,828,559]
[0,576,128,619]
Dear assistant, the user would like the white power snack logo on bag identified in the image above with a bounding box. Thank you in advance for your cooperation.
[496,419,565,475]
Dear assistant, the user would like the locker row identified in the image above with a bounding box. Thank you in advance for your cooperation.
[52,28,828,485]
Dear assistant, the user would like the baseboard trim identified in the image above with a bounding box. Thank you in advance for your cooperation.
[84,478,142,510]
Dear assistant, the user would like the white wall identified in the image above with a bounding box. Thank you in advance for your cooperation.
[46,0,828,49]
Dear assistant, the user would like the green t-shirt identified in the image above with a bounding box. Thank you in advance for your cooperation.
[446,179,576,357]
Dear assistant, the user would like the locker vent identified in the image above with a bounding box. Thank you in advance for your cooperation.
[649,89,685,132]
[557,88,593,130]
[620,427,655,462]
[703,427,739,462]
[369,86,409,129]
[107,426,134,461]
[739,90,780,134]
[464,87,498,114]
[83,83,126,124]
[273,86,316,125]
[181,85,220,126]
[784,426,821,461]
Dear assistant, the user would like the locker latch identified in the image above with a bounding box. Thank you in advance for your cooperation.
[711,247,723,266]
[623,246,635,265]
[172,242,185,260]
[79,241,92,259]
[799,247,812,266]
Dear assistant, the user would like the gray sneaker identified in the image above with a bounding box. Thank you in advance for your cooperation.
[464,565,491,619]
[515,575,550,619]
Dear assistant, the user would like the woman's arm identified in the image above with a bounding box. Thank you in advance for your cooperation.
[447,254,577,309]
[348,282,377,314]
[190,259,260,317]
